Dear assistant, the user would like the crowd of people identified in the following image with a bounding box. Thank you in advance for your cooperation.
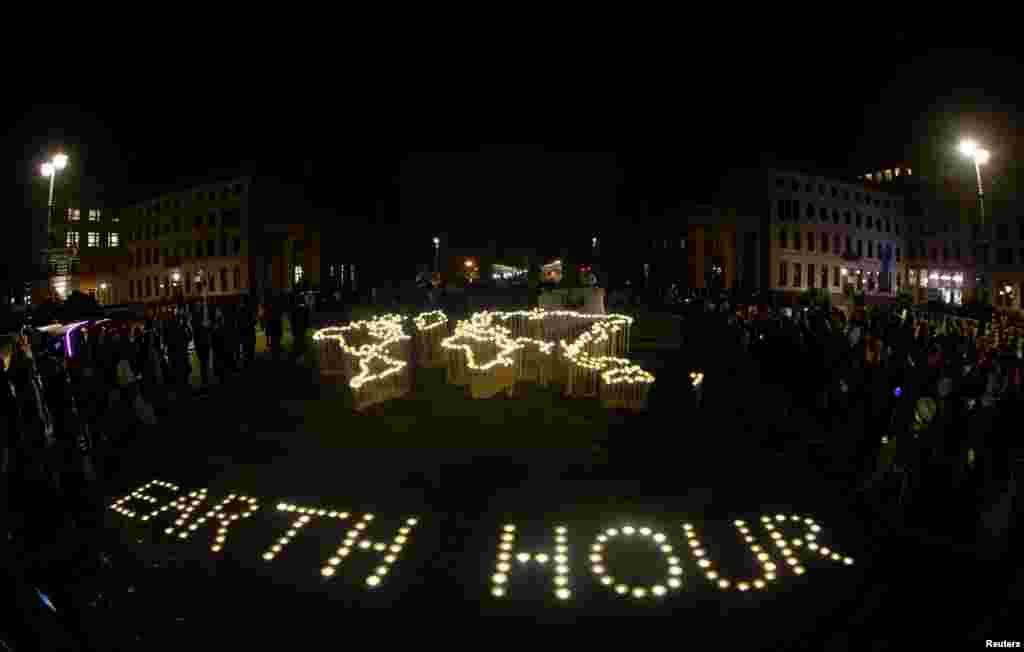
[1,291,317,551]
[679,290,1022,533]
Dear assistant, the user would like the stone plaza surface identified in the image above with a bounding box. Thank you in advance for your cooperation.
[92,318,1013,646]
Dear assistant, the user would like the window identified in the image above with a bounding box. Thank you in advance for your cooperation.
[997,224,1009,240]
[87,231,100,247]
[998,248,1014,265]
[833,266,840,287]
[153,247,159,264]
[129,280,134,300]
[207,240,215,257]
[88,209,101,222]
[220,238,227,256]
[930,248,937,262]
[821,233,828,251]
[1019,224,1024,240]
[895,223,900,235]
[220,268,228,290]
[818,184,825,195]
[807,232,814,251]
[65,231,79,247]
[807,204,815,219]
[794,229,801,250]
[194,215,202,229]
[845,211,851,225]
[113,212,119,223]
[896,247,901,261]
[794,201,801,221]
[845,236,852,254]
[821,265,828,288]
[866,216,872,230]
[805,183,812,192]
[792,180,800,192]
[232,237,240,255]
[856,212,862,228]
[943,247,949,261]
[885,220,891,233]
[779,229,788,249]
[779,261,788,286]
[857,240,863,257]
[1019,248,1024,265]
[776,177,785,188]
[67,208,81,222]
[208,210,218,226]
[208,191,216,201]
[233,183,243,195]
[144,248,151,265]
[868,241,873,258]
[808,263,816,288]
[233,266,240,290]
[145,277,152,296]
[162,223,170,235]
[174,216,182,232]
[792,263,802,288]
[833,234,840,254]
[294,265,304,285]
[109,232,119,247]
[831,187,837,197]
[777,199,787,220]
[954,241,961,260]
[186,275,191,294]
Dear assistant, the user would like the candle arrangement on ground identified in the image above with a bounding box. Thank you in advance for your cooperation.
[412,310,449,368]
[316,308,651,410]
[312,314,412,411]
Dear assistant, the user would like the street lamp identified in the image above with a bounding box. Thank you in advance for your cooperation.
[39,153,68,300]
[959,139,992,297]
[100,282,108,306]
[433,236,440,272]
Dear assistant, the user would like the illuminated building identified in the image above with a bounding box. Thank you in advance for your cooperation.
[719,169,907,307]
[118,174,344,307]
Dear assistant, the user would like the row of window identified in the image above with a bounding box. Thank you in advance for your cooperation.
[129,209,241,241]
[775,177,898,209]
[135,184,245,217]
[66,208,117,223]
[777,229,901,261]
[905,241,965,262]
[778,262,900,293]
[128,267,242,300]
[132,238,242,267]
[65,231,120,248]
[776,199,900,234]
[862,168,912,184]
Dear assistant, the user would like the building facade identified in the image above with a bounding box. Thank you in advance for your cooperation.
[117,173,360,308]
[718,168,908,306]
[864,165,983,308]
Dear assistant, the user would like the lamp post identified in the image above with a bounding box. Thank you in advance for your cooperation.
[959,139,991,299]
[38,153,68,300]
[433,236,440,272]
[99,282,108,306]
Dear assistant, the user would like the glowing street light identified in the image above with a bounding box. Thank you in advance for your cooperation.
[959,138,992,294]
[465,259,475,268]
[433,237,440,272]
[38,152,69,301]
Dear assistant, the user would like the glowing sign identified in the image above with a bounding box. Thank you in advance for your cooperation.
[110,479,859,604]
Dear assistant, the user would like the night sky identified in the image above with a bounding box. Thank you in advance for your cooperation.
[5,38,1023,276]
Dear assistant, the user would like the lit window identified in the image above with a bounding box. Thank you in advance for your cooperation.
[294,265,304,285]
[67,208,81,222]
[87,232,100,247]
[109,232,119,247]
[65,231,79,247]
[88,208,101,222]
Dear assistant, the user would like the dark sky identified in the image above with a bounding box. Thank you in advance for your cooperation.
[6,38,1024,271]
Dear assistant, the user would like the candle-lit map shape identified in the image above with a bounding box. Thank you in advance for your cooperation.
[315,308,654,411]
